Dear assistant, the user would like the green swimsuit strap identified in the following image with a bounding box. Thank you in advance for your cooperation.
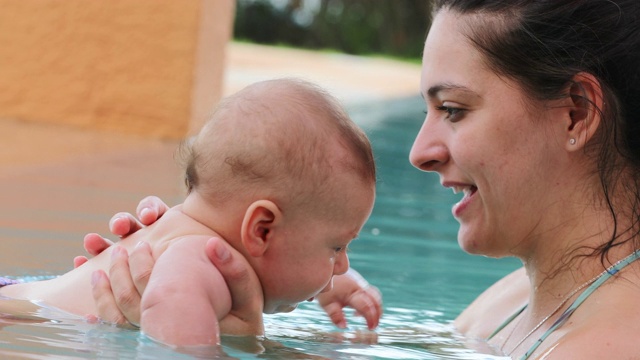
[520,249,640,360]
[487,304,527,341]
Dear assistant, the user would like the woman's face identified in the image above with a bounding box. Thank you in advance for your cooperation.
[410,10,568,257]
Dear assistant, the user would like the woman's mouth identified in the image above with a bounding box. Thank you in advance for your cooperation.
[452,185,477,218]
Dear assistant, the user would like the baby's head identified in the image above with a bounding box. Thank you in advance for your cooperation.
[180,78,376,313]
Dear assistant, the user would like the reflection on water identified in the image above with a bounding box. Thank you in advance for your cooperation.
[0,96,519,359]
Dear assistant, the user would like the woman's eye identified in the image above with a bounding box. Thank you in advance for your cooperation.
[435,105,464,122]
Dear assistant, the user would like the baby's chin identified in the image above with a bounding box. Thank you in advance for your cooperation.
[272,303,298,313]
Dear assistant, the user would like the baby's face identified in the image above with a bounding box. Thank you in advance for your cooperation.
[258,176,375,314]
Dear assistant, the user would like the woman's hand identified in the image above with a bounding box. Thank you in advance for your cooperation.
[80,196,264,334]
[74,196,170,268]
[203,238,264,336]
[90,238,264,334]
[316,268,382,330]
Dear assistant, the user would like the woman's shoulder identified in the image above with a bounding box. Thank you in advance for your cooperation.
[534,272,640,359]
[539,314,640,359]
[454,266,529,339]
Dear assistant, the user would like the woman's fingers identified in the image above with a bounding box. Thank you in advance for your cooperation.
[109,213,142,237]
[90,269,130,326]
[135,196,170,226]
[90,242,154,327]
[107,196,169,238]
[127,241,154,295]
[74,256,88,268]
[205,238,262,309]
[103,246,142,326]
[83,233,115,257]
[76,232,113,267]
[205,237,265,335]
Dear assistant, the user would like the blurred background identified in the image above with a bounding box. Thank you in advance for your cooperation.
[0,0,433,285]
[234,0,431,59]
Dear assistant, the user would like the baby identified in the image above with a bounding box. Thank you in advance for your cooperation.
[0,78,376,346]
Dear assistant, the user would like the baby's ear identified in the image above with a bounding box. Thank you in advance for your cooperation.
[240,200,282,257]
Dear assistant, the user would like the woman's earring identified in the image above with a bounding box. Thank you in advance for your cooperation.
[569,138,576,145]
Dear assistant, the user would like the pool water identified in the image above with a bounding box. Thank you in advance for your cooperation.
[0,96,520,359]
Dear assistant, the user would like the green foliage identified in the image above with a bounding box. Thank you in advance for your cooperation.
[234,0,431,60]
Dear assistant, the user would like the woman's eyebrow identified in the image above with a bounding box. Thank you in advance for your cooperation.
[425,83,478,99]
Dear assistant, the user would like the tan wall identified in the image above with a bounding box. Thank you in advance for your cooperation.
[0,0,234,139]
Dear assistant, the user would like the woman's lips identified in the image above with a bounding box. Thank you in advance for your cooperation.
[452,185,477,218]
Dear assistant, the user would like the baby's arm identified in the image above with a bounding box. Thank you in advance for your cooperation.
[140,236,232,346]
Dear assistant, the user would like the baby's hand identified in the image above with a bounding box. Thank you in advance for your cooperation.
[316,269,382,330]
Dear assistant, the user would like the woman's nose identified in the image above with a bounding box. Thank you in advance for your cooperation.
[409,115,449,172]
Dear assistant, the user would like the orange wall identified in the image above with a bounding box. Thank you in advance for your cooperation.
[0,0,234,139]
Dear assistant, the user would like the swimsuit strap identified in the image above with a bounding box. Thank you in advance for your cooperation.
[487,304,527,341]
[520,249,640,360]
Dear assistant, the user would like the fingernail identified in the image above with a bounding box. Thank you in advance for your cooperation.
[91,271,101,287]
[135,241,145,249]
[215,243,230,262]
[140,207,151,219]
[111,246,122,260]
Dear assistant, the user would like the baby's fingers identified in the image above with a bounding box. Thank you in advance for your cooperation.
[349,288,383,330]
[322,302,347,329]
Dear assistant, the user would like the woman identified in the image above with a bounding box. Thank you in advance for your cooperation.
[413,0,640,358]
[86,0,640,358]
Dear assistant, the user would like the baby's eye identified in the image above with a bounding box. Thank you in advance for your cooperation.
[435,105,465,122]
[334,245,349,253]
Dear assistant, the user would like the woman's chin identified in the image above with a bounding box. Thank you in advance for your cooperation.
[457,227,488,255]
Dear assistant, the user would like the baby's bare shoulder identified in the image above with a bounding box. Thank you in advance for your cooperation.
[132,206,221,255]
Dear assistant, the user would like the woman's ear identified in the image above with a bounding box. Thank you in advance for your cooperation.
[566,72,604,150]
[240,200,282,257]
